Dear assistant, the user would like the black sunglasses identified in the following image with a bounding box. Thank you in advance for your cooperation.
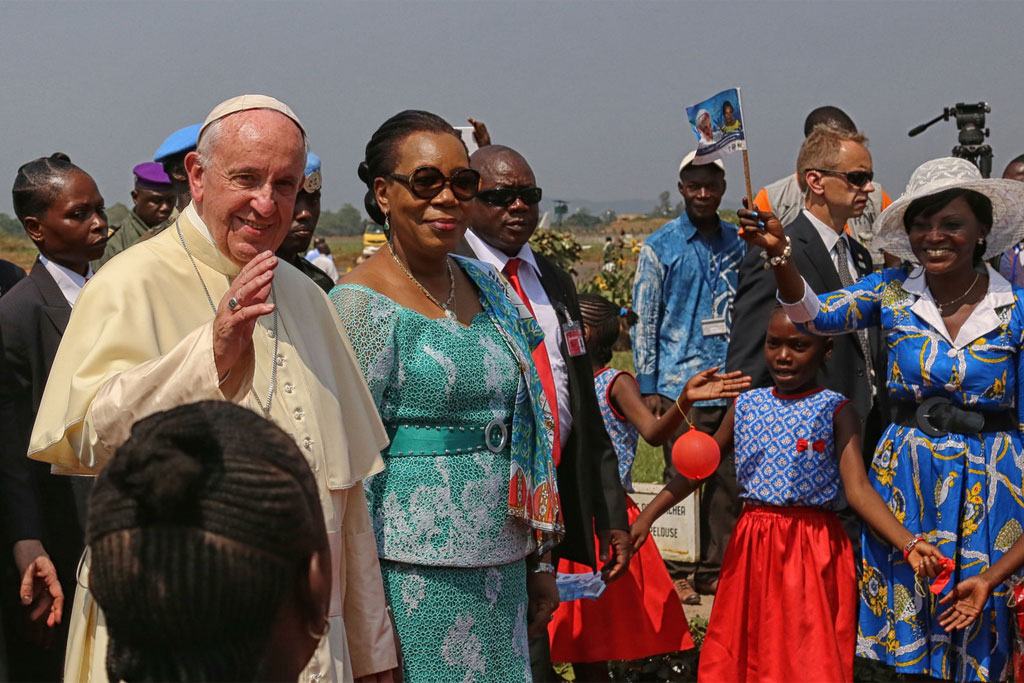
[388,166,480,201]
[809,168,874,188]
[476,186,544,208]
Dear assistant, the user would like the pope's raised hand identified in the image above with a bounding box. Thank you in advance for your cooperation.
[213,251,277,389]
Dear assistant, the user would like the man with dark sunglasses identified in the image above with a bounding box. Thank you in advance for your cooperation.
[752,106,894,265]
[459,144,631,682]
[727,123,885,541]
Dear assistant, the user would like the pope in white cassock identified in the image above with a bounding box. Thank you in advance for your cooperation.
[27,95,398,682]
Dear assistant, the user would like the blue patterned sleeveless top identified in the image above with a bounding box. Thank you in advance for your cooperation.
[734,387,849,509]
[594,368,640,493]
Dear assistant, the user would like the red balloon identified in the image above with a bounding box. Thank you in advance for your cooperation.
[671,426,721,479]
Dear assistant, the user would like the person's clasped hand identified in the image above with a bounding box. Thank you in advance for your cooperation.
[906,539,946,579]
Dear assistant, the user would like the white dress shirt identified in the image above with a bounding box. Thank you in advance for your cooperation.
[39,255,92,307]
[464,229,573,447]
[802,208,857,282]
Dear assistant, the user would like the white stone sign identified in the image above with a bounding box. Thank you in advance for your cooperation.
[629,483,699,562]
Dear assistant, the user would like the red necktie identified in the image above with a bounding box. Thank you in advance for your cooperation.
[503,258,562,466]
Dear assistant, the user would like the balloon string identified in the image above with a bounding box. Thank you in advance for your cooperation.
[675,396,693,428]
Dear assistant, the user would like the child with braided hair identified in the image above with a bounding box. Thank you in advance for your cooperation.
[547,293,750,679]
[86,401,333,682]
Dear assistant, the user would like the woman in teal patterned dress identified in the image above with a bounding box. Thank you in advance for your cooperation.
[332,111,562,682]
[742,157,1024,681]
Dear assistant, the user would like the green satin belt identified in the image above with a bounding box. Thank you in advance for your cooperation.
[384,420,509,457]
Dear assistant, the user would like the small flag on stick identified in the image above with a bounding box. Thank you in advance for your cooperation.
[685,87,753,205]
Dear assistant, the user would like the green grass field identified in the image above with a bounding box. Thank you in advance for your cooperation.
[609,350,663,484]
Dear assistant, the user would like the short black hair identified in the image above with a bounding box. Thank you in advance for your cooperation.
[11,153,81,224]
[804,106,856,137]
[903,188,992,231]
[1005,154,1024,172]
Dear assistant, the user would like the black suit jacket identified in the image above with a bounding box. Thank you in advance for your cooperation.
[0,260,88,582]
[457,241,628,567]
[0,259,26,297]
[725,212,882,423]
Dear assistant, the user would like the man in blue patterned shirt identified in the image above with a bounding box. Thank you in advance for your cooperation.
[631,150,744,596]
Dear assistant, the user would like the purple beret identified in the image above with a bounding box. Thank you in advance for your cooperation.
[133,162,172,190]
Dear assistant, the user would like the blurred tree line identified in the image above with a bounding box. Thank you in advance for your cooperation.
[0,212,22,237]
[0,202,369,239]
[317,204,366,236]
[0,196,739,240]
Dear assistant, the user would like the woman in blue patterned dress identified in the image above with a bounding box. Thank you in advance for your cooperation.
[742,157,1024,681]
[331,111,562,682]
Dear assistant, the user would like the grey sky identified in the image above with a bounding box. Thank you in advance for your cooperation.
[1,1,1021,216]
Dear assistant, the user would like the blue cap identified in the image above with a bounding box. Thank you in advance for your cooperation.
[303,152,322,193]
[153,123,202,163]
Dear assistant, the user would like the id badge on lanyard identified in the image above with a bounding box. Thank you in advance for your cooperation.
[694,234,728,338]
[563,319,587,357]
[701,317,728,337]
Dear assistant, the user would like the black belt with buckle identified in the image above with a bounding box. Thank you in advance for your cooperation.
[891,397,1018,438]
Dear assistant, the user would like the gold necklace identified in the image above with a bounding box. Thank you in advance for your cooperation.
[934,271,982,313]
[386,239,457,319]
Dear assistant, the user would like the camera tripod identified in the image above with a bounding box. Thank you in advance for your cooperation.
[909,102,993,178]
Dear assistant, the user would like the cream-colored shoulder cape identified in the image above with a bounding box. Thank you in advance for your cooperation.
[28,208,387,488]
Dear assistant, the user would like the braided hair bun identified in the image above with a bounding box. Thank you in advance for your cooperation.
[87,401,327,682]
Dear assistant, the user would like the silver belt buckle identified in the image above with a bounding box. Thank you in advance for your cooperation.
[485,418,508,453]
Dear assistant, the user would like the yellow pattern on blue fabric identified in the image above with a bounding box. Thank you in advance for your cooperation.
[802,265,1024,681]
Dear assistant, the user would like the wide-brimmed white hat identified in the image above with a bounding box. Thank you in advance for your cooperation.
[871,157,1024,262]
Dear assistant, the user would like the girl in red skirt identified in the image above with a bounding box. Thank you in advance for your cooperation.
[632,308,947,682]
[548,294,750,681]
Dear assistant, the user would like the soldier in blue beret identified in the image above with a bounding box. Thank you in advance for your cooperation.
[154,123,201,213]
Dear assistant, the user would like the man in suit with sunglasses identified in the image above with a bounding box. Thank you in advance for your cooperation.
[458,144,630,682]
[752,106,894,265]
